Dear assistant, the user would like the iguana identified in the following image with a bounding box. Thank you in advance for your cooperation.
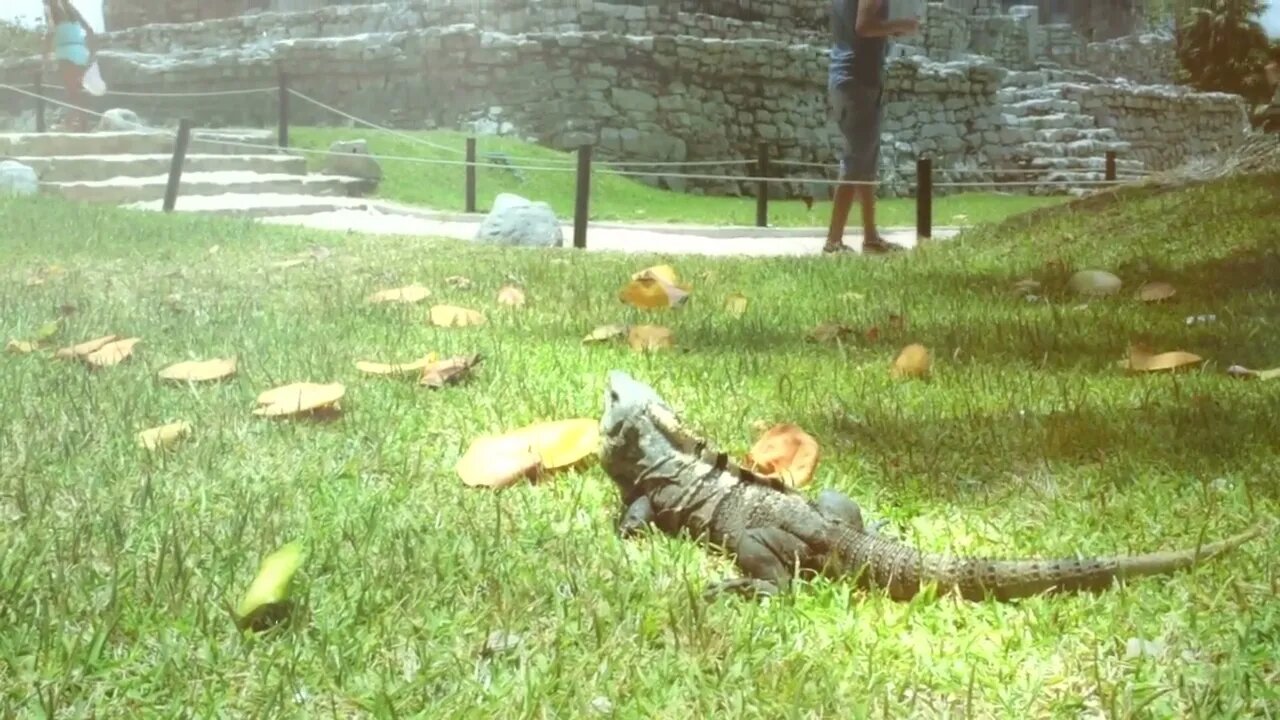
[598,370,1267,602]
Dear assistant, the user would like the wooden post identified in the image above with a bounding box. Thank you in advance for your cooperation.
[1105,150,1117,182]
[465,137,477,214]
[916,155,932,242]
[573,144,592,249]
[755,142,769,228]
[34,73,46,133]
[277,70,290,148]
[163,119,193,213]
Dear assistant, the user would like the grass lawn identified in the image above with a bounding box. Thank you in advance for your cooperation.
[2,173,1278,718]
[290,127,1067,227]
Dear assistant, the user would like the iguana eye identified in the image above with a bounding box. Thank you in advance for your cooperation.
[609,390,620,403]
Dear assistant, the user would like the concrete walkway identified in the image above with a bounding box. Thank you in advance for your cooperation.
[253,201,963,257]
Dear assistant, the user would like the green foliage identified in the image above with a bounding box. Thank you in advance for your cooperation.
[0,17,44,59]
[1172,0,1273,105]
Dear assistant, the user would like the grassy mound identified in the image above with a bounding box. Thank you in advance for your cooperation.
[0,172,1276,717]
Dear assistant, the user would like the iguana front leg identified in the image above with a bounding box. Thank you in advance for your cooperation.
[617,495,655,538]
[702,526,809,601]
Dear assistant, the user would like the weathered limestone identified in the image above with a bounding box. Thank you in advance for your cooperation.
[474,192,564,247]
[0,160,38,197]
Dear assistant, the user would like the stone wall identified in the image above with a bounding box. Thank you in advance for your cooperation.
[102,0,249,31]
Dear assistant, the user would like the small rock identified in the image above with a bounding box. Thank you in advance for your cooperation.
[1068,269,1122,297]
[0,160,38,197]
[474,193,564,248]
[323,139,382,185]
[96,108,143,132]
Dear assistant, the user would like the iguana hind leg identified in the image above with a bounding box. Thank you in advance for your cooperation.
[702,526,808,602]
[813,488,888,535]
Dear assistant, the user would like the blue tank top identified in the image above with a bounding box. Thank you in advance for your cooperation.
[829,0,889,90]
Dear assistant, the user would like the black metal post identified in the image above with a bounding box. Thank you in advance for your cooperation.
[163,119,193,213]
[916,155,933,242]
[465,137,477,214]
[573,144,593,249]
[34,73,46,133]
[277,70,290,148]
[1105,150,1117,182]
[755,142,769,228]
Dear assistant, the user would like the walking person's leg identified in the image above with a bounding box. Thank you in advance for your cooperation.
[824,82,899,254]
[59,59,90,132]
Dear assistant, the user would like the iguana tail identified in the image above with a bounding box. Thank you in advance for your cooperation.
[836,524,1268,602]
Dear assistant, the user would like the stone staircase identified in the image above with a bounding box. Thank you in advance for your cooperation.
[0,128,375,211]
[992,70,1148,194]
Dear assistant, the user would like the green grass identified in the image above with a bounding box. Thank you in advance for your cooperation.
[290,127,1067,227]
[2,173,1279,718]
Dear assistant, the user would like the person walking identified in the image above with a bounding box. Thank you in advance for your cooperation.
[42,0,97,133]
[825,0,918,254]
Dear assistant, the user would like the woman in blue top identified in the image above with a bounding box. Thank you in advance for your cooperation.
[42,0,97,132]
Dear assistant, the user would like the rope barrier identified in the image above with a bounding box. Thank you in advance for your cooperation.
[772,159,1152,176]
[106,87,277,98]
[286,88,466,156]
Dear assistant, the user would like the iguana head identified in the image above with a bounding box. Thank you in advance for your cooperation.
[600,371,702,493]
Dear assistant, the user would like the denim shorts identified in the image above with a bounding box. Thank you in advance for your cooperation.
[830,81,884,182]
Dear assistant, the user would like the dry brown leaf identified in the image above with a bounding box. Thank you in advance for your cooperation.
[1136,281,1177,302]
[1227,365,1280,381]
[355,353,439,377]
[724,293,748,318]
[628,325,673,352]
[445,275,473,290]
[619,265,691,309]
[1068,269,1122,296]
[421,354,482,388]
[137,421,192,451]
[6,339,41,354]
[456,418,600,488]
[1123,345,1203,373]
[891,343,932,379]
[743,423,820,489]
[253,382,346,418]
[55,334,118,360]
[864,326,881,343]
[367,284,432,305]
[808,322,854,343]
[497,285,526,308]
[429,305,487,328]
[158,357,238,383]
[583,324,628,344]
[84,337,141,368]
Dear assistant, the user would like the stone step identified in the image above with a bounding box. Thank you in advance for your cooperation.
[42,170,370,205]
[1003,112,1098,130]
[0,129,280,158]
[15,153,307,182]
[1033,127,1120,143]
[122,192,386,217]
[1014,139,1133,159]
[1023,156,1146,173]
[1003,98,1084,117]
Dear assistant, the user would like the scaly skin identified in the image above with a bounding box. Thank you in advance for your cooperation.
[599,370,1267,602]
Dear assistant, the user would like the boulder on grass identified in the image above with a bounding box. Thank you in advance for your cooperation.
[97,108,143,132]
[323,139,382,190]
[0,160,38,197]
[474,193,564,248]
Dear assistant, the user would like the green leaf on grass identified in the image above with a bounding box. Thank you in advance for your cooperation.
[236,542,304,631]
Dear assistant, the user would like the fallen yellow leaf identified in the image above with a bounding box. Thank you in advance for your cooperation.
[367,283,432,305]
[1136,281,1177,302]
[632,264,678,284]
[137,421,192,451]
[456,418,600,488]
[744,423,820,489]
[421,354,482,388]
[84,337,141,368]
[1123,345,1202,373]
[628,325,673,352]
[253,382,346,418]
[429,305,487,328]
[158,357,238,382]
[497,285,526,308]
[891,343,932,379]
[355,353,439,377]
[583,324,628,344]
[55,334,118,360]
[6,339,40,354]
[619,265,691,309]
[236,542,303,631]
[724,293,748,318]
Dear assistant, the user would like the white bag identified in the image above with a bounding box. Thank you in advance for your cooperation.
[82,61,107,96]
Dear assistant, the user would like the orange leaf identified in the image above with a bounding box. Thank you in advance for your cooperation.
[619,265,691,309]
[429,305,487,328]
[420,354,482,388]
[367,284,432,304]
[84,337,141,368]
[253,382,346,418]
[158,357,238,382]
[628,325,673,352]
[457,418,599,488]
[891,343,931,379]
[744,423,821,489]
[497,285,527,308]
